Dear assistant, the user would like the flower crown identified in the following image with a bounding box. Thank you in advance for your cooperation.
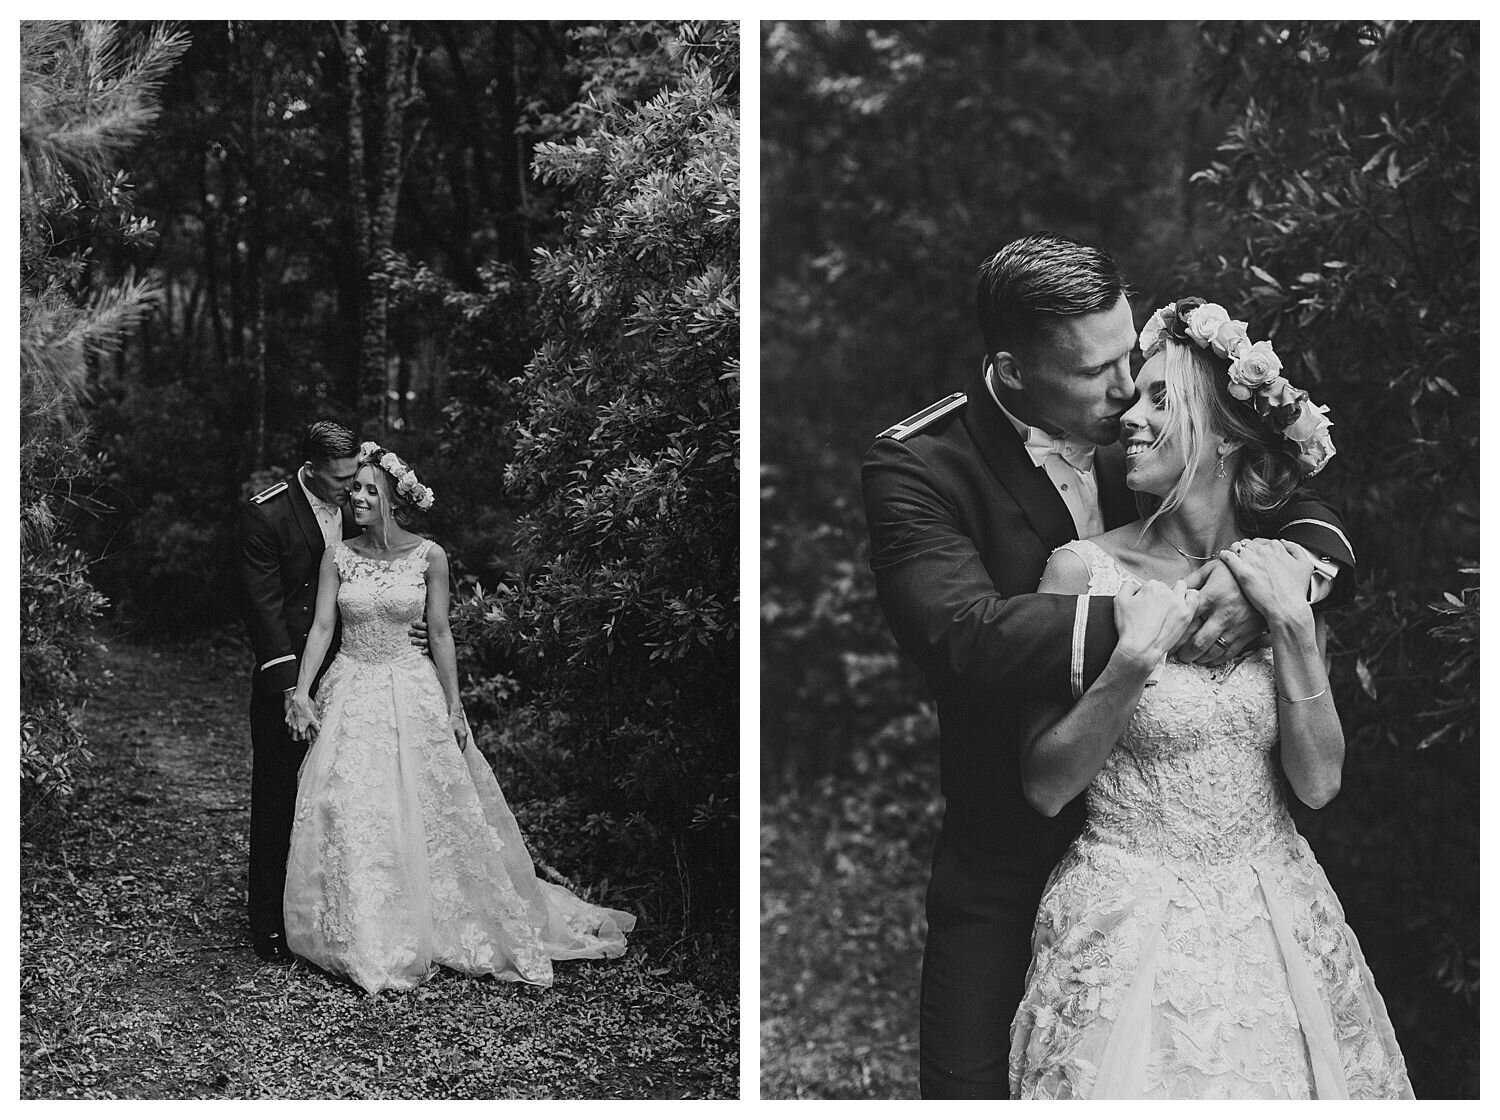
[1138,296,1336,477]
[358,441,435,510]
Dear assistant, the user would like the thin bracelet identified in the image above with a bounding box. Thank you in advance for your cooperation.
[1277,685,1328,703]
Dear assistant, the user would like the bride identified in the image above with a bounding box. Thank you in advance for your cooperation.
[1007,298,1412,1098]
[282,441,634,993]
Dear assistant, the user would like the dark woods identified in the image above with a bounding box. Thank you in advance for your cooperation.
[20,19,739,960]
[761,21,1476,1096]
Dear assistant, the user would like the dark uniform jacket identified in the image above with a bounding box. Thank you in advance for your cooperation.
[862,363,1357,873]
[238,476,359,694]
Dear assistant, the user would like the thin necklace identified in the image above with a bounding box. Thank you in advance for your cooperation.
[1154,527,1216,563]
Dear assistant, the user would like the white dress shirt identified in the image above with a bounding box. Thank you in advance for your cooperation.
[984,371,1104,539]
[298,467,345,550]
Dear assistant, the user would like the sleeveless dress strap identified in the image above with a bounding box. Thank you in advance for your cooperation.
[1051,539,1135,597]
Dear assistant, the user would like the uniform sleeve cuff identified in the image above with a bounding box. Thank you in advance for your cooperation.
[261,657,300,693]
[1074,596,1119,699]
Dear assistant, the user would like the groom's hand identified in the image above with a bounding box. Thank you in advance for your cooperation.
[1173,558,1266,665]
[408,617,430,655]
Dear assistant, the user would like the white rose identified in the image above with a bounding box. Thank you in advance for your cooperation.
[1210,319,1251,360]
[1226,339,1283,399]
[1283,400,1329,443]
[1138,307,1172,356]
[1184,303,1230,349]
[1295,429,1336,476]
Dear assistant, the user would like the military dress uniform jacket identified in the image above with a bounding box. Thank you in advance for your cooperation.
[861,363,1358,866]
[238,476,359,693]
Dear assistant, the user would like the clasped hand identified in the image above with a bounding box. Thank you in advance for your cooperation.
[1217,539,1315,628]
[1173,539,1315,663]
[284,692,319,741]
[1113,579,1200,673]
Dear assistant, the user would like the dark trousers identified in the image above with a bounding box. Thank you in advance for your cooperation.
[919,803,1066,1099]
[247,672,308,940]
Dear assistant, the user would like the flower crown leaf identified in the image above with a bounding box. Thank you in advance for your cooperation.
[358,441,436,510]
[1137,297,1336,478]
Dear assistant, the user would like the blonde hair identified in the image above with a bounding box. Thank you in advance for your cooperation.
[1140,339,1303,535]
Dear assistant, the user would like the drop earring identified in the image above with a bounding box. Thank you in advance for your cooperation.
[1215,452,1228,479]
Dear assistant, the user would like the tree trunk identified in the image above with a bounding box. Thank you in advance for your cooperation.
[242,22,268,470]
[344,20,419,433]
[342,20,375,420]
[199,150,228,368]
[493,23,528,270]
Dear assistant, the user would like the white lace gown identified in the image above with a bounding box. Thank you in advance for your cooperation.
[1008,540,1412,1099]
[283,539,634,994]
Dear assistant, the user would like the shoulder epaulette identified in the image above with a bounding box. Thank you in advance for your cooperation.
[877,392,967,441]
[250,481,288,504]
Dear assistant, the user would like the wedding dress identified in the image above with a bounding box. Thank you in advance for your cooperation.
[283,539,634,993]
[1008,540,1412,1099]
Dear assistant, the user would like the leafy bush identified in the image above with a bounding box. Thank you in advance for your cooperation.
[1185,22,1477,1094]
[20,21,188,820]
[453,22,739,932]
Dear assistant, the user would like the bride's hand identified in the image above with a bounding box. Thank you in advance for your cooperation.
[285,692,320,740]
[449,709,473,753]
[1219,539,1314,628]
[1113,579,1200,673]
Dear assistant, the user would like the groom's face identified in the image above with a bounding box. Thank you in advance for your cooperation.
[1009,295,1138,445]
[305,456,359,506]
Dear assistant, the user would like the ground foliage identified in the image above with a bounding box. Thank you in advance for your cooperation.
[761,19,1476,1099]
[20,631,736,1100]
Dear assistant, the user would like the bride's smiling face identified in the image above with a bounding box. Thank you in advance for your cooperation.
[348,466,388,526]
[1119,354,1217,495]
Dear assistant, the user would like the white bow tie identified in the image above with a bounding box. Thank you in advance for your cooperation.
[1023,429,1095,474]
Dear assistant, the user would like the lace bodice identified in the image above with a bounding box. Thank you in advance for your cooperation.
[1060,540,1294,866]
[334,539,433,664]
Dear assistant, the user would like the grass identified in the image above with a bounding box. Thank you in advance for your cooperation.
[20,630,737,1100]
[759,743,943,1100]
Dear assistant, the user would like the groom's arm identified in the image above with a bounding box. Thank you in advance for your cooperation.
[862,439,1115,706]
[1269,487,1358,607]
[238,502,300,694]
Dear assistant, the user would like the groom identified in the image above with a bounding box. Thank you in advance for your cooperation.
[237,420,362,962]
[862,232,1356,1098]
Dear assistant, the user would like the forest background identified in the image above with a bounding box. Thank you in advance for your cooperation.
[21,18,740,984]
[760,20,1478,1098]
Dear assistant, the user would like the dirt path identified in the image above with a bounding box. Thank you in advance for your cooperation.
[20,630,736,1100]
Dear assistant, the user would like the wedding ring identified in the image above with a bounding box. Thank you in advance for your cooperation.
[1214,637,1231,648]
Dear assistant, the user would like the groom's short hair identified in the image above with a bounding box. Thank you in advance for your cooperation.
[302,420,358,464]
[976,232,1129,362]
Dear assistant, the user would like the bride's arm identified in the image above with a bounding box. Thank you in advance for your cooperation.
[423,543,471,750]
[290,546,341,735]
[1220,541,1343,808]
[1019,550,1198,817]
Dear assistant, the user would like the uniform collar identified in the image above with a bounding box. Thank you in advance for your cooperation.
[297,465,342,517]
